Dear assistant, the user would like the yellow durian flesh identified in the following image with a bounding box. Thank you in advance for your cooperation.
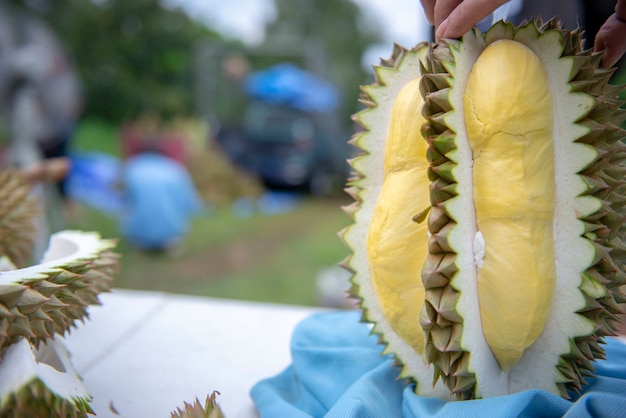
[464,40,556,371]
[367,78,430,355]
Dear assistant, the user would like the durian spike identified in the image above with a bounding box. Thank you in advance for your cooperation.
[170,391,224,418]
[420,19,626,399]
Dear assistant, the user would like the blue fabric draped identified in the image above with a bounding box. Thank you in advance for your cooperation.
[251,310,626,418]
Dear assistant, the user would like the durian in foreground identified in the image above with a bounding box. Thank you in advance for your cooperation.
[341,19,626,400]
[0,229,119,417]
[0,338,93,418]
[0,230,119,356]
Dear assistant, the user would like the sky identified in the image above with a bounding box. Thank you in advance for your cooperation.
[163,0,432,67]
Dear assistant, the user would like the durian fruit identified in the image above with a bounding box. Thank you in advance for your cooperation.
[0,230,119,356]
[171,391,224,418]
[0,170,39,268]
[341,19,626,401]
[340,42,449,398]
[0,337,93,417]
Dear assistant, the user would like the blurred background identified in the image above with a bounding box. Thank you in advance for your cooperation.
[0,0,623,308]
[0,0,431,308]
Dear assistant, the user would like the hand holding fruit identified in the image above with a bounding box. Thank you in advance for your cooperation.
[421,0,626,67]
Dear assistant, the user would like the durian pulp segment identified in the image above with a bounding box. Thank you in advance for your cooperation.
[445,27,598,397]
[464,40,556,371]
[367,78,430,355]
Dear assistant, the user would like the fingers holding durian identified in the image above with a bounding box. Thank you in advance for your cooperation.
[420,0,510,40]
[594,12,626,68]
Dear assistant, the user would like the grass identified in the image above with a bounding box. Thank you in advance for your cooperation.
[66,117,353,306]
[67,195,352,306]
[70,118,122,157]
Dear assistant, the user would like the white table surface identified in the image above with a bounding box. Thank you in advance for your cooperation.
[62,288,324,418]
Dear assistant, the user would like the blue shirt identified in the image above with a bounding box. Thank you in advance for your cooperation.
[121,152,201,249]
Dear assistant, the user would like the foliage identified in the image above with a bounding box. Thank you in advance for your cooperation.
[194,0,383,131]
[260,0,382,129]
[9,0,228,123]
[70,118,122,156]
[10,0,382,130]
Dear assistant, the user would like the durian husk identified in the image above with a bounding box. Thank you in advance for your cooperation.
[171,391,224,418]
[0,338,93,418]
[420,18,626,399]
[0,231,119,356]
[0,171,39,268]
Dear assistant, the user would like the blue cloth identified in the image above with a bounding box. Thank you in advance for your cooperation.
[251,311,626,418]
[120,152,201,249]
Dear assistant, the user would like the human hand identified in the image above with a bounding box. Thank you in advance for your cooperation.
[594,13,626,68]
[420,0,509,40]
[19,157,70,184]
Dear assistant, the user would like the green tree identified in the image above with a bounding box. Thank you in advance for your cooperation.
[260,0,383,127]
[9,0,228,122]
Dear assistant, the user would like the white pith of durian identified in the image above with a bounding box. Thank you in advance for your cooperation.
[0,231,116,285]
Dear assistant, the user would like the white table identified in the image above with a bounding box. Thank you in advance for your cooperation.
[63,289,323,418]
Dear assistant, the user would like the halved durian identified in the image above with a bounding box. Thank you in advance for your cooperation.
[0,231,119,356]
[340,43,450,398]
[342,19,626,400]
[0,169,120,416]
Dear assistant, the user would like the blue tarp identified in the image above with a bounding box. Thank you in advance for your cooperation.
[244,63,339,113]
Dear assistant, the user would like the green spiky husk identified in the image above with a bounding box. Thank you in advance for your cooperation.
[420,18,626,400]
[0,338,94,418]
[0,379,93,418]
[0,235,119,356]
[171,392,224,418]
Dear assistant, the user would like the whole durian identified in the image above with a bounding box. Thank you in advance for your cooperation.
[341,19,626,400]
